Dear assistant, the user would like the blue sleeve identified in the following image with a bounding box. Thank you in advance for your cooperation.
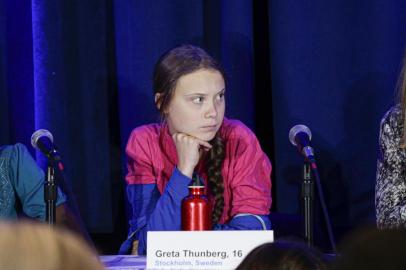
[213,214,271,230]
[11,143,66,221]
[119,167,190,255]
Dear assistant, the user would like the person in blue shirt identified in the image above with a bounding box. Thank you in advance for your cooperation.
[0,143,85,228]
[0,143,95,249]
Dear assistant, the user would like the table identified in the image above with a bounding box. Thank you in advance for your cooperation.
[100,255,146,270]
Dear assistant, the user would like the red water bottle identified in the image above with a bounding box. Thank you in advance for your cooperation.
[181,174,212,231]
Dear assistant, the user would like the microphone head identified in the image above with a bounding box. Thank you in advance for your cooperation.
[289,124,312,146]
[31,129,54,150]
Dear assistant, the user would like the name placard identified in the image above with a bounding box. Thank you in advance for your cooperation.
[146,230,274,270]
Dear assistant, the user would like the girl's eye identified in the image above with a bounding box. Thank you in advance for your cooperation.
[217,92,225,100]
[192,96,204,104]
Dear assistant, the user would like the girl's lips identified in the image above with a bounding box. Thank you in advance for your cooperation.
[200,125,218,131]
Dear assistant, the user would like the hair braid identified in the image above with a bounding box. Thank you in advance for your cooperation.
[206,135,226,225]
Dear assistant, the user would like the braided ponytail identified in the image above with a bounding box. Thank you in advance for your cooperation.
[206,135,226,224]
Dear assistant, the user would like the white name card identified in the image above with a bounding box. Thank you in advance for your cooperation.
[146,230,274,270]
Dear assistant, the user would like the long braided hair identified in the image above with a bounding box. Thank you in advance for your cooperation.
[206,136,226,223]
[153,44,226,224]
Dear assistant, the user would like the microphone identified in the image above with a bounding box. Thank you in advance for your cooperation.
[289,124,315,162]
[31,129,64,170]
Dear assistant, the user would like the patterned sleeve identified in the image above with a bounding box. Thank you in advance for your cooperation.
[376,107,406,228]
[11,143,66,220]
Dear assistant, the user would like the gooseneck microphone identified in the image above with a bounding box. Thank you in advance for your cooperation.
[31,129,65,225]
[31,129,64,171]
[288,124,337,253]
[289,124,315,162]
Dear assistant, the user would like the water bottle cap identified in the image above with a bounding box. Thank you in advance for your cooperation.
[189,173,205,188]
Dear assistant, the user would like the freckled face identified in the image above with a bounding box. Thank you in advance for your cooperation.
[161,69,225,141]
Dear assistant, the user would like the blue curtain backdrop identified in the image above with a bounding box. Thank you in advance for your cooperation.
[270,0,406,241]
[114,0,256,148]
[1,0,406,252]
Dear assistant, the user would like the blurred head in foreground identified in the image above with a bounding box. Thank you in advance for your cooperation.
[334,227,406,270]
[0,221,105,270]
[236,240,329,270]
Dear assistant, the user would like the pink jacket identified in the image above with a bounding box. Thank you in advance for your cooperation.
[126,118,272,223]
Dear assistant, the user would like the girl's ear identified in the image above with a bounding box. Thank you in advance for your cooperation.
[155,93,162,110]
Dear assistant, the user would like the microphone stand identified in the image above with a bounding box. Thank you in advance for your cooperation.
[45,160,57,226]
[301,162,314,246]
[289,125,337,253]
[310,161,337,254]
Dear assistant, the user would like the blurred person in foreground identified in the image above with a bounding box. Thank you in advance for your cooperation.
[236,240,330,270]
[334,227,406,270]
[0,221,105,270]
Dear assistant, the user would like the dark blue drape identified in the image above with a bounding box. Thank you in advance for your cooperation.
[114,0,256,150]
[1,0,34,145]
[270,0,406,238]
[32,0,115,232]
[1,0,116,233]
[0,0,7,144]
[1,0,406,252]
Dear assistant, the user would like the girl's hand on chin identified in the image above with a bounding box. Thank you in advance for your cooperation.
[172,132,212,178]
